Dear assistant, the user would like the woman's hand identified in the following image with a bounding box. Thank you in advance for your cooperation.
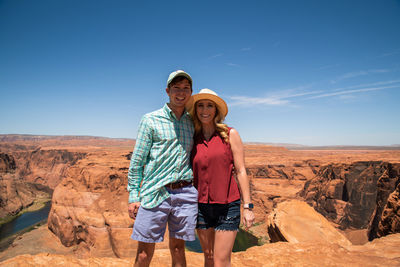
[243,209,255,229]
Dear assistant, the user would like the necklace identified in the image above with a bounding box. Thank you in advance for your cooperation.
[203,130,215,141]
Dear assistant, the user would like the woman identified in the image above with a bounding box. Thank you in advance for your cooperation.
[187,88,255,267]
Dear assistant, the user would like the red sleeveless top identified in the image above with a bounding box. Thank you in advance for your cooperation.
[191,128,241,204]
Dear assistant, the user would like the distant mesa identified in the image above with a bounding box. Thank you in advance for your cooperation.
[1,134,399,150]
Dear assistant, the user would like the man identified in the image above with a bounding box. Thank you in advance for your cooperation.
[127,70,197,267]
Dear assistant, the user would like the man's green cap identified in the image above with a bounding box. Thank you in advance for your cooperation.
[167,70,192,87]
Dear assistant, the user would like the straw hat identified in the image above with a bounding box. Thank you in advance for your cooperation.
[186,88,228,118]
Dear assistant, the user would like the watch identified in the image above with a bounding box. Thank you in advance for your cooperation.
[243,203,254,209]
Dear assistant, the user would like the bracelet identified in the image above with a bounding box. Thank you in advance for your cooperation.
[243,203,254,209]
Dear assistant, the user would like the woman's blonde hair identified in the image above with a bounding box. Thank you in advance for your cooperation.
[193,100,230,143]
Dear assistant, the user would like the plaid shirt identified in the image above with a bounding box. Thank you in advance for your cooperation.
[127,104,194,208]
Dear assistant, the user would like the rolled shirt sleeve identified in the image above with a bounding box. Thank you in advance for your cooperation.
[127,115,153,203]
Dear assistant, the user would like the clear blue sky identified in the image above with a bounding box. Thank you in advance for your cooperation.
[1,0,399,146]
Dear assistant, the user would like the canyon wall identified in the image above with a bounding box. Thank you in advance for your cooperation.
[372,182,400,239]
[2,136,400,260]
[299,161,400,240]
[0,149,85,218]
[46,150,137,258]
[0,153,40,217]
[12,149,86,189]
[0,153,16,173]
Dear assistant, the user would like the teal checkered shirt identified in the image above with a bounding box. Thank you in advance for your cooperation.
[127,104,194,209]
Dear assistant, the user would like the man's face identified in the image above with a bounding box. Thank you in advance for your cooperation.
[166,79,192,108]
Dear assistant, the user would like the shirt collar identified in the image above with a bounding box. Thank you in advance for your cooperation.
[163,103,190,121]
[197,131,218,144]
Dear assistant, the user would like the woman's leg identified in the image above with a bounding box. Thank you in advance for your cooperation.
[197,228,215,267]
[213,230,237,267]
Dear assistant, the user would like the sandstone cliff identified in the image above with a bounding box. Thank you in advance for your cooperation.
[0,149,85,218]
[0,153,49,218]
[267,200,352,246]
[3,201,400,266]
[47,150,137,257]
[299,161,400,240]
[2,136,400,263]
[374,182,400,238]
[0,153,16,173]
[12,149,86,189]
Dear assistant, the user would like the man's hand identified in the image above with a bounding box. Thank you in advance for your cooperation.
[128,202,141,219]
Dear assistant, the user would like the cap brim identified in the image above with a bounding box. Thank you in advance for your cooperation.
[167,72,193,87]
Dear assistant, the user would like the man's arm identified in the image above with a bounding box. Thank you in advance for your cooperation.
[127,115,153,216]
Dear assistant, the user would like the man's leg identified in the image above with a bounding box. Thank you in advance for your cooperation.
[167,185,198,267]
[131,201,170,267]
[135,241,155,267]
[169,237,186,267]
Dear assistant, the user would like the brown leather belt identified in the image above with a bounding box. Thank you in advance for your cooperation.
[165,180,192,190]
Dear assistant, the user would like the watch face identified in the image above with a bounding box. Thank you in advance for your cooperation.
[248,203,254,209]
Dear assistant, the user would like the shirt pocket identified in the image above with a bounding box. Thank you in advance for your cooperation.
[153,121,177,143]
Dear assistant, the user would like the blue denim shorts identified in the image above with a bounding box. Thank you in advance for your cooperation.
[196,200,241,231]
[131,185,198,243]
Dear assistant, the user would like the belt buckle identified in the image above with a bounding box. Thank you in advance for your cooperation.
[166,181,177,190]
[165,180,190,190]
[174,181,183,189]
[176,181,183,188]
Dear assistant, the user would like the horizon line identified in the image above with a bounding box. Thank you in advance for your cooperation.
[0,133,399,148]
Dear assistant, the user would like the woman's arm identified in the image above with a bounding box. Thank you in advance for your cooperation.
[229,128,255,228]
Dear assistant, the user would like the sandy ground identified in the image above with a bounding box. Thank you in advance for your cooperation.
[0,224,76,262]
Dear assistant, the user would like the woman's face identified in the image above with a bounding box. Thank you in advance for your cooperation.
[196,99,216,125]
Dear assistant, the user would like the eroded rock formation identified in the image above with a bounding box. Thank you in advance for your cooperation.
[0,153,49,218]
[0,153,16,173]
[267,200,352,246]
[2,136,400,263]
[374,182,400,239]
[47,151,137,257]
[0,149,85,218]
[246,159,319,181]
[12,149,86,189]
[299,161,400,240]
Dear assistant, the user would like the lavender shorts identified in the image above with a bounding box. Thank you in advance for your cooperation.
[131,185,198,243]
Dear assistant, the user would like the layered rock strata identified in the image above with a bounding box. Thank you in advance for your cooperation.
[47,151,140,257]
[0,149,84,218]
[12,149,86,189]
[299,161,400,240]
[0,153,49,218]
[374,182,400,238]
[244,160,321,240]
[0,153,16,173]
[2,136,400,260]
